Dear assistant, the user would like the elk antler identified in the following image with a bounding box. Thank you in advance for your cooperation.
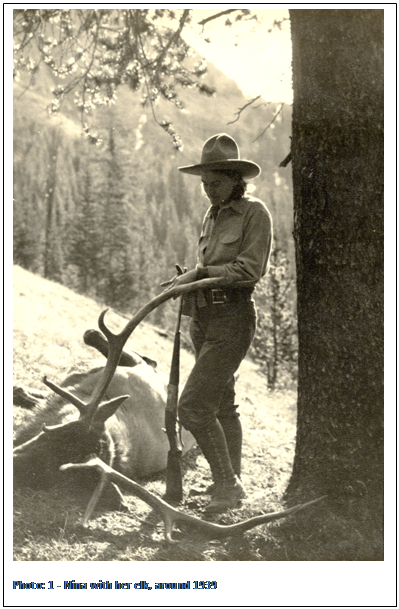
[61,457,327,544]
[44,277,231,425]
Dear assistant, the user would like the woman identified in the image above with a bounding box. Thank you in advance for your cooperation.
[163,134,273,513]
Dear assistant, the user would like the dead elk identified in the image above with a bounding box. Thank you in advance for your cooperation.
[14,279,327,541]
[13,339,195,502]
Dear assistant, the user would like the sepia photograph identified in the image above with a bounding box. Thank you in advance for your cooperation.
[6,4,394,607]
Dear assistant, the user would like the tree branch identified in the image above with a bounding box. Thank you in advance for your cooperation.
[154,9,191,79]
[227,94,265,125]
[253,103,285,143]
[198,9,240,27]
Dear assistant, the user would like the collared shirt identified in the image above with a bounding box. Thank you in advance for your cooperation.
[197,194,273,287]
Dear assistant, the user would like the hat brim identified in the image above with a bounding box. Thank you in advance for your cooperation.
[178,160,261,179]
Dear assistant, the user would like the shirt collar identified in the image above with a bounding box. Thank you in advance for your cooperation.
[206,196,246,217]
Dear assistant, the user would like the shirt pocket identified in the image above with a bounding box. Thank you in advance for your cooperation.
[220,231,242,246]
[219,231,242,259]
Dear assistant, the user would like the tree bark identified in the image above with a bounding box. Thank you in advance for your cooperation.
[287,9,383,519]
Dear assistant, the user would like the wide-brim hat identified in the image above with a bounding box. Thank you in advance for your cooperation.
[178,133,261,179]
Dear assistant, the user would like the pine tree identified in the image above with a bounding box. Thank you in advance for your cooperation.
[13,118,78,279]
[67,160,103,295]
[96,125,138,310]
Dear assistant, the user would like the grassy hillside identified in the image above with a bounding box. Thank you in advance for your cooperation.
[12,265,301,561]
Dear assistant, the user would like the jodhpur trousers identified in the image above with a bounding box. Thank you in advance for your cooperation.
[178,300,256,431]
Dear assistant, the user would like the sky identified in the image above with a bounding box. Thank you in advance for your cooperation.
[184,8,293,103]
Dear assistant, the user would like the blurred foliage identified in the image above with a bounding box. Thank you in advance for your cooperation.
[13,9,189,144]
[250,239,297,390]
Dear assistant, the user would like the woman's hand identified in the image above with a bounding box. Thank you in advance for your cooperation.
[161,266,198,291]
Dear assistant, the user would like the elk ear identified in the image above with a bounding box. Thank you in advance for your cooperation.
[92,395,130,426]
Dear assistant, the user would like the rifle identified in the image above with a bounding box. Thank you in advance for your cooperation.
[164,266,186,502]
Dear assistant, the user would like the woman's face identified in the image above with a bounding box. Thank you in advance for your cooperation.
[200,171,238,207]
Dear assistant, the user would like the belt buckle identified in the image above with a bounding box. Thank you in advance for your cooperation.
[211,289,227,304]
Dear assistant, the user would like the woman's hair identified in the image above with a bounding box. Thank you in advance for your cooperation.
[215,169,247,200]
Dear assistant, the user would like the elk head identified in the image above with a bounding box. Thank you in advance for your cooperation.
[13,390,128,488]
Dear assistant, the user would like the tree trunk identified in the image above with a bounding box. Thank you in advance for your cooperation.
[287,9,383,520]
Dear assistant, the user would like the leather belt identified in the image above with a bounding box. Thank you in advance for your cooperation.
[203,287,254,305]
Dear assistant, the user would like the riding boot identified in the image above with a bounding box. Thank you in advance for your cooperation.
[190,419,245,513]
[217,413,242,479]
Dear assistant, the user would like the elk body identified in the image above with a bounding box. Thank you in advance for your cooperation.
[13,280,326,542]
[13,342,195,496]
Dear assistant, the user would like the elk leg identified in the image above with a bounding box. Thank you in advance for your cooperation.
[13,386,48,409]
[84,329,142,367]
[84,329,158,369]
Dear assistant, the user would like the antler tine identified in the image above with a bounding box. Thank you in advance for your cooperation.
[43,376,87,414]
[83,278,231,422]
[61,457,327,543]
